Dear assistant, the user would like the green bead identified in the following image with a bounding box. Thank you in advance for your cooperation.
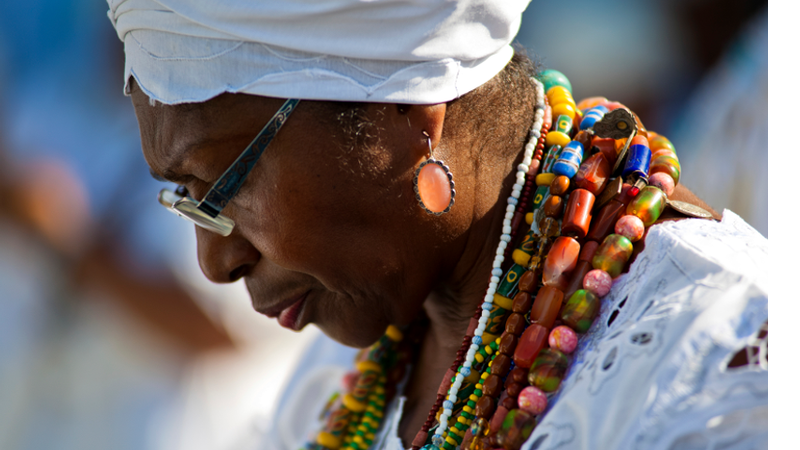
[467,400,476,408]
[539,69,572,95]
[455,422,467,431]
[528,348,569,392]
[592,234,633,278]
[561,289,601,333]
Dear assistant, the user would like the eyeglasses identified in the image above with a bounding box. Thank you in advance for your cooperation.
[158,98,300,236]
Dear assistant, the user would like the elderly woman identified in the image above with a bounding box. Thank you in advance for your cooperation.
[108,1,768,450]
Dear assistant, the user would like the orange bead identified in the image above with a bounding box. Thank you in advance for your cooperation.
[530,285,565,329]
[542,236,580,291]
[561,189,595,239]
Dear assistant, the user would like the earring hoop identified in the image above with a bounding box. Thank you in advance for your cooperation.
[413,132,455,215]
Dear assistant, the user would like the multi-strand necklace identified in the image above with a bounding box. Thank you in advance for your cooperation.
[304,69,687,450]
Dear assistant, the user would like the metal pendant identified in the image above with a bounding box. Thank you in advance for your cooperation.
[667,199,714,219]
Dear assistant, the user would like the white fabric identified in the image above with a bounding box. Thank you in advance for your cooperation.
[256,210,767,450]
[106,0,530,105]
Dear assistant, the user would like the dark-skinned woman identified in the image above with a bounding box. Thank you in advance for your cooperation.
[107,1,768,449]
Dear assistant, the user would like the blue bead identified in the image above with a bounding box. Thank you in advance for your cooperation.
[443,400,454,410]
[552,141,584,178]
[622,144,652,180]
[473,335,483,345]
[460,367,471,377]
[481,302,493,311]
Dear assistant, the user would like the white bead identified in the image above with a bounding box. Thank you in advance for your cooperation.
[511,190,520,199]
[456,373,465,384]
[484,293,495,302]
[476,323,486,334]
[488,281,498,290]
[470,343,480,352]
[508,197,518,206]
[503,225,512,234]
[490,276,500,284]
[506,204,515,213]
[501,234,512,242]
[518,164,529,173]
[481,309,491,319]
[492,260,502,268]
[498,241,508,251]
[505,211,514,220]
[492,268,503,277]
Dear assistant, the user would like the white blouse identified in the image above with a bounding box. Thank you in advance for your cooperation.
[260,210,768,450]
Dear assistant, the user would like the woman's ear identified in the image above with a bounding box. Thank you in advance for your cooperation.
[387,103,447,154]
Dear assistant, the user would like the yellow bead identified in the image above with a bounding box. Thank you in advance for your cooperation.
[357,425,368,432]
[446,436,459,446]
[535,172,556,187]
[355,360,381,373]
[366,433,375,440]
[492,293,513,310]
[385,325,403,342]
[525,212,534,225]
[480,372,489,379]
[458,416,469,425]
[552,103,577,122]
[512,249,532,266]
[475,383,484,390]
[353,436,364,445]
[483,332,499,345]
[463,405,474,414]
[357,443,369,450]
[546,85,572,99]
[374,386,385,394]
[316,432,342,449]
[475,353,485,363]
[484,346,493,355]
[469,394,479,402]
[544,131,571,149]
[342,394,367,412]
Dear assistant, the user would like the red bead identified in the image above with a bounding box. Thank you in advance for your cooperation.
[506,382,523,398]
[483,374,503,397]
[512,291,533,313]
[513,323,548,369]
[498,332,518,355]
[561,189,595,239]
[530,285,565,329]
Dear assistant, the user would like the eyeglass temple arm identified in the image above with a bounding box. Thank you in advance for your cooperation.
[197,98,300,218]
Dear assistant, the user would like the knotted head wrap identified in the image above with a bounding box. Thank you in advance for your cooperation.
[107,0,531,105]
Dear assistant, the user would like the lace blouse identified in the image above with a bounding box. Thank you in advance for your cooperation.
[260,210,768,450]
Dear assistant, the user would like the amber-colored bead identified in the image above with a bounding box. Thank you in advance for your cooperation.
[543,195,564,218]
[483,374,503,397]
[563,260,592,302]
[505,313,526,336]
[592,137,617,166]
[542,236,580,291]
[573,130,593,150]
[549,175,570,196]
[498,332,518,355]
[530,285,565,329]
[580,240,600,261]
[508,366,528,386]
[474,394,496,419]
[592,234,633,278]
[511,291,532,313]
[500,395,517,411]
[513,324,548,369]
[517,270,539,293]
[539,216,560,237]
[506,382,523,399]
[491,354,512,376]
[573,152,611,196]
[587,200,625,242]
[561,189,595,239]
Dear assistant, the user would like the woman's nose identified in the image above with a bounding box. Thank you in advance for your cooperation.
[196,226,261,283]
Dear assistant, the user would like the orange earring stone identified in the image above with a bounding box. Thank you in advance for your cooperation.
[414,158,455,215]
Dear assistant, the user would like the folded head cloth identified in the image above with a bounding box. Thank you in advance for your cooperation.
[108,0,531,105]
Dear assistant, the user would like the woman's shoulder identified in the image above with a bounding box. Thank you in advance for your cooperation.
[524,210,767,450]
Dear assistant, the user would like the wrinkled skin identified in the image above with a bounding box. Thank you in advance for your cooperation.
[130,79,719,446]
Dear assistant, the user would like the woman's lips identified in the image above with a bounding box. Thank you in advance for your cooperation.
[270,291,308,331]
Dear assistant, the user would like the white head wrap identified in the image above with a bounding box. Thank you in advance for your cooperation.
[108,0,531,105]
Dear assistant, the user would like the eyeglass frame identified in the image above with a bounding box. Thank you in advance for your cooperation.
[158,98,300,237]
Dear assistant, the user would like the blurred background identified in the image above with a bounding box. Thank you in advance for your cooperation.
[0,1,766,450]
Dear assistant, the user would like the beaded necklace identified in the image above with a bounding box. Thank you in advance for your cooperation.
[305,69,687,450]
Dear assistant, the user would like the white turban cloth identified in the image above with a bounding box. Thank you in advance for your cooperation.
[108,0,531,105]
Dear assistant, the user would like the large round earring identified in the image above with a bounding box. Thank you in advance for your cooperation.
[413,132,455,215]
